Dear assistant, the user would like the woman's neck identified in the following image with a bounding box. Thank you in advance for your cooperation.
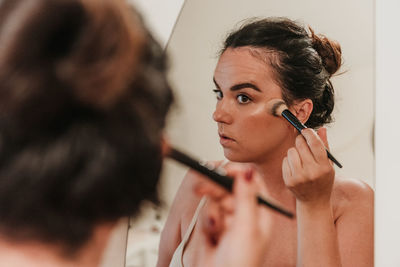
[251,160,296,212]
[0,223,115,267]
[249,135,298,207]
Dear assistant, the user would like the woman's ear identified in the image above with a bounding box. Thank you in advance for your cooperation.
[290,99,313,124]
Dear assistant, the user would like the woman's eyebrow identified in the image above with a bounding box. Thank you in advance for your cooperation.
[230,83,261,92]
[213,77,261,92]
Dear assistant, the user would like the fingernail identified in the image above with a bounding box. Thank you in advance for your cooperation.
[245,168,253,182]
[209,217,216,227]
[210,235,218,246]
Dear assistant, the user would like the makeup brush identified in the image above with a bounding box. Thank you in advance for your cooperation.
[166,147,294,218]
[267,98,343,168]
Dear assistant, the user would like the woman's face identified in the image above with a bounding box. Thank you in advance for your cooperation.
[213,47,295,163]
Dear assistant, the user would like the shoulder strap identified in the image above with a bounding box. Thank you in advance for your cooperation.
[168,196,207,267]
[181,196,207,243]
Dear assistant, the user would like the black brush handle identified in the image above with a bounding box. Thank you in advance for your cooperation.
[281,109,343,168]
[169,148,234,190]
[281,110,307,132]
[326,151,343,168]
[168,148,294,218]
[257,197,294,218]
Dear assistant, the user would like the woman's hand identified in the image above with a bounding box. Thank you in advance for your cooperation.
[282,127,335,207]
[283,127,343,267]
[193,165,271,267]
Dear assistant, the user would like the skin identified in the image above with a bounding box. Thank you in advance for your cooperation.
[0,222,116,267]
[157,47,373,267]
[193,166,272,267]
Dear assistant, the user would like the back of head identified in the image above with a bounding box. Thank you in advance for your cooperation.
[0,0,173,255]
[222,17,342,128]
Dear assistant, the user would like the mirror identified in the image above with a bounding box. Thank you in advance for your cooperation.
[125,0,374,266]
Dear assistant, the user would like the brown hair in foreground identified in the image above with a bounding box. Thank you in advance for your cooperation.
[0,0,173,256]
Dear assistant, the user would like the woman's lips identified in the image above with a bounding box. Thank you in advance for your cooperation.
[219,134,235,146]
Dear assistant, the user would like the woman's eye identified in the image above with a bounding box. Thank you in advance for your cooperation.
[213,89,223,100]
[237,94,251,104]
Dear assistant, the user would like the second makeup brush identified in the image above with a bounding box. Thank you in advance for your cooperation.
[166,147,294,218]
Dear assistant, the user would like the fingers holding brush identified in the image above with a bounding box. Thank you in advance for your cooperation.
[300,128,330,165]
[194,163,254,217]
[197,166,272,267]
[283,128,335,205]
[228,167,272,259]
[266,98,342,168]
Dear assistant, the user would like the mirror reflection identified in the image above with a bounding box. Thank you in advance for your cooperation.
[126,0,374,266]
[0,0,374,266]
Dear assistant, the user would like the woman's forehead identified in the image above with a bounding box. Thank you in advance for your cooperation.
[214,47,281,92]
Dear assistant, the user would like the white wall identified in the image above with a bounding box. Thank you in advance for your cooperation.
[375,0,400,265]
[129,0,185,48]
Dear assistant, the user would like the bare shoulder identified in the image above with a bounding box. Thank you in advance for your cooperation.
[157,160,225,266]
[178,160,226,201]
[167,160,226,235]
[333,176,374,201]
[331,177,374,265]
[332,176,374,217]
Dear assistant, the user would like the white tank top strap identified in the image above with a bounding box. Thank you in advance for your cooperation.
[182,196,207,243]
[169,196,207,267]
[168,159,228,267]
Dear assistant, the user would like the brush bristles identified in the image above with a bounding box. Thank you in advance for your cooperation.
[267,99,288,117]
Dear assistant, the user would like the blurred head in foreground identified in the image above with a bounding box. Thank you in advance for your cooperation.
[0,0,173,263]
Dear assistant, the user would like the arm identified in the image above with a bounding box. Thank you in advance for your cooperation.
[156,170,203,267]
[335,180,374,266]
[296,179,373,267]
[282,128,343,267]
[295,197,341,267]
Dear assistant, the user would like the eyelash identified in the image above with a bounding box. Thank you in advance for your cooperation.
[213,89,222,100]
[212,89,252,104]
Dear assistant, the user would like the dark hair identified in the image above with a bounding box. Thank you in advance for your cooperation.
[0,0,173,255]
[221,17,342,128]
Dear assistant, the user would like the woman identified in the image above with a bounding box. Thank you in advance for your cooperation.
[0,0,272,266]
[0,0,173,265]
[158,17,373,267]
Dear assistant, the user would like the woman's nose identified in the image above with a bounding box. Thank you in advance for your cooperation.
[213,101,233,124]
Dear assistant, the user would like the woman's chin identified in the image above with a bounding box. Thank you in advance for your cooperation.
[223,149,252,163]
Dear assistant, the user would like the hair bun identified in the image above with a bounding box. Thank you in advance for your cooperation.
[309,27,342,76]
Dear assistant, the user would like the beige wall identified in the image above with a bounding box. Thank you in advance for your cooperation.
[375,0,400,265]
